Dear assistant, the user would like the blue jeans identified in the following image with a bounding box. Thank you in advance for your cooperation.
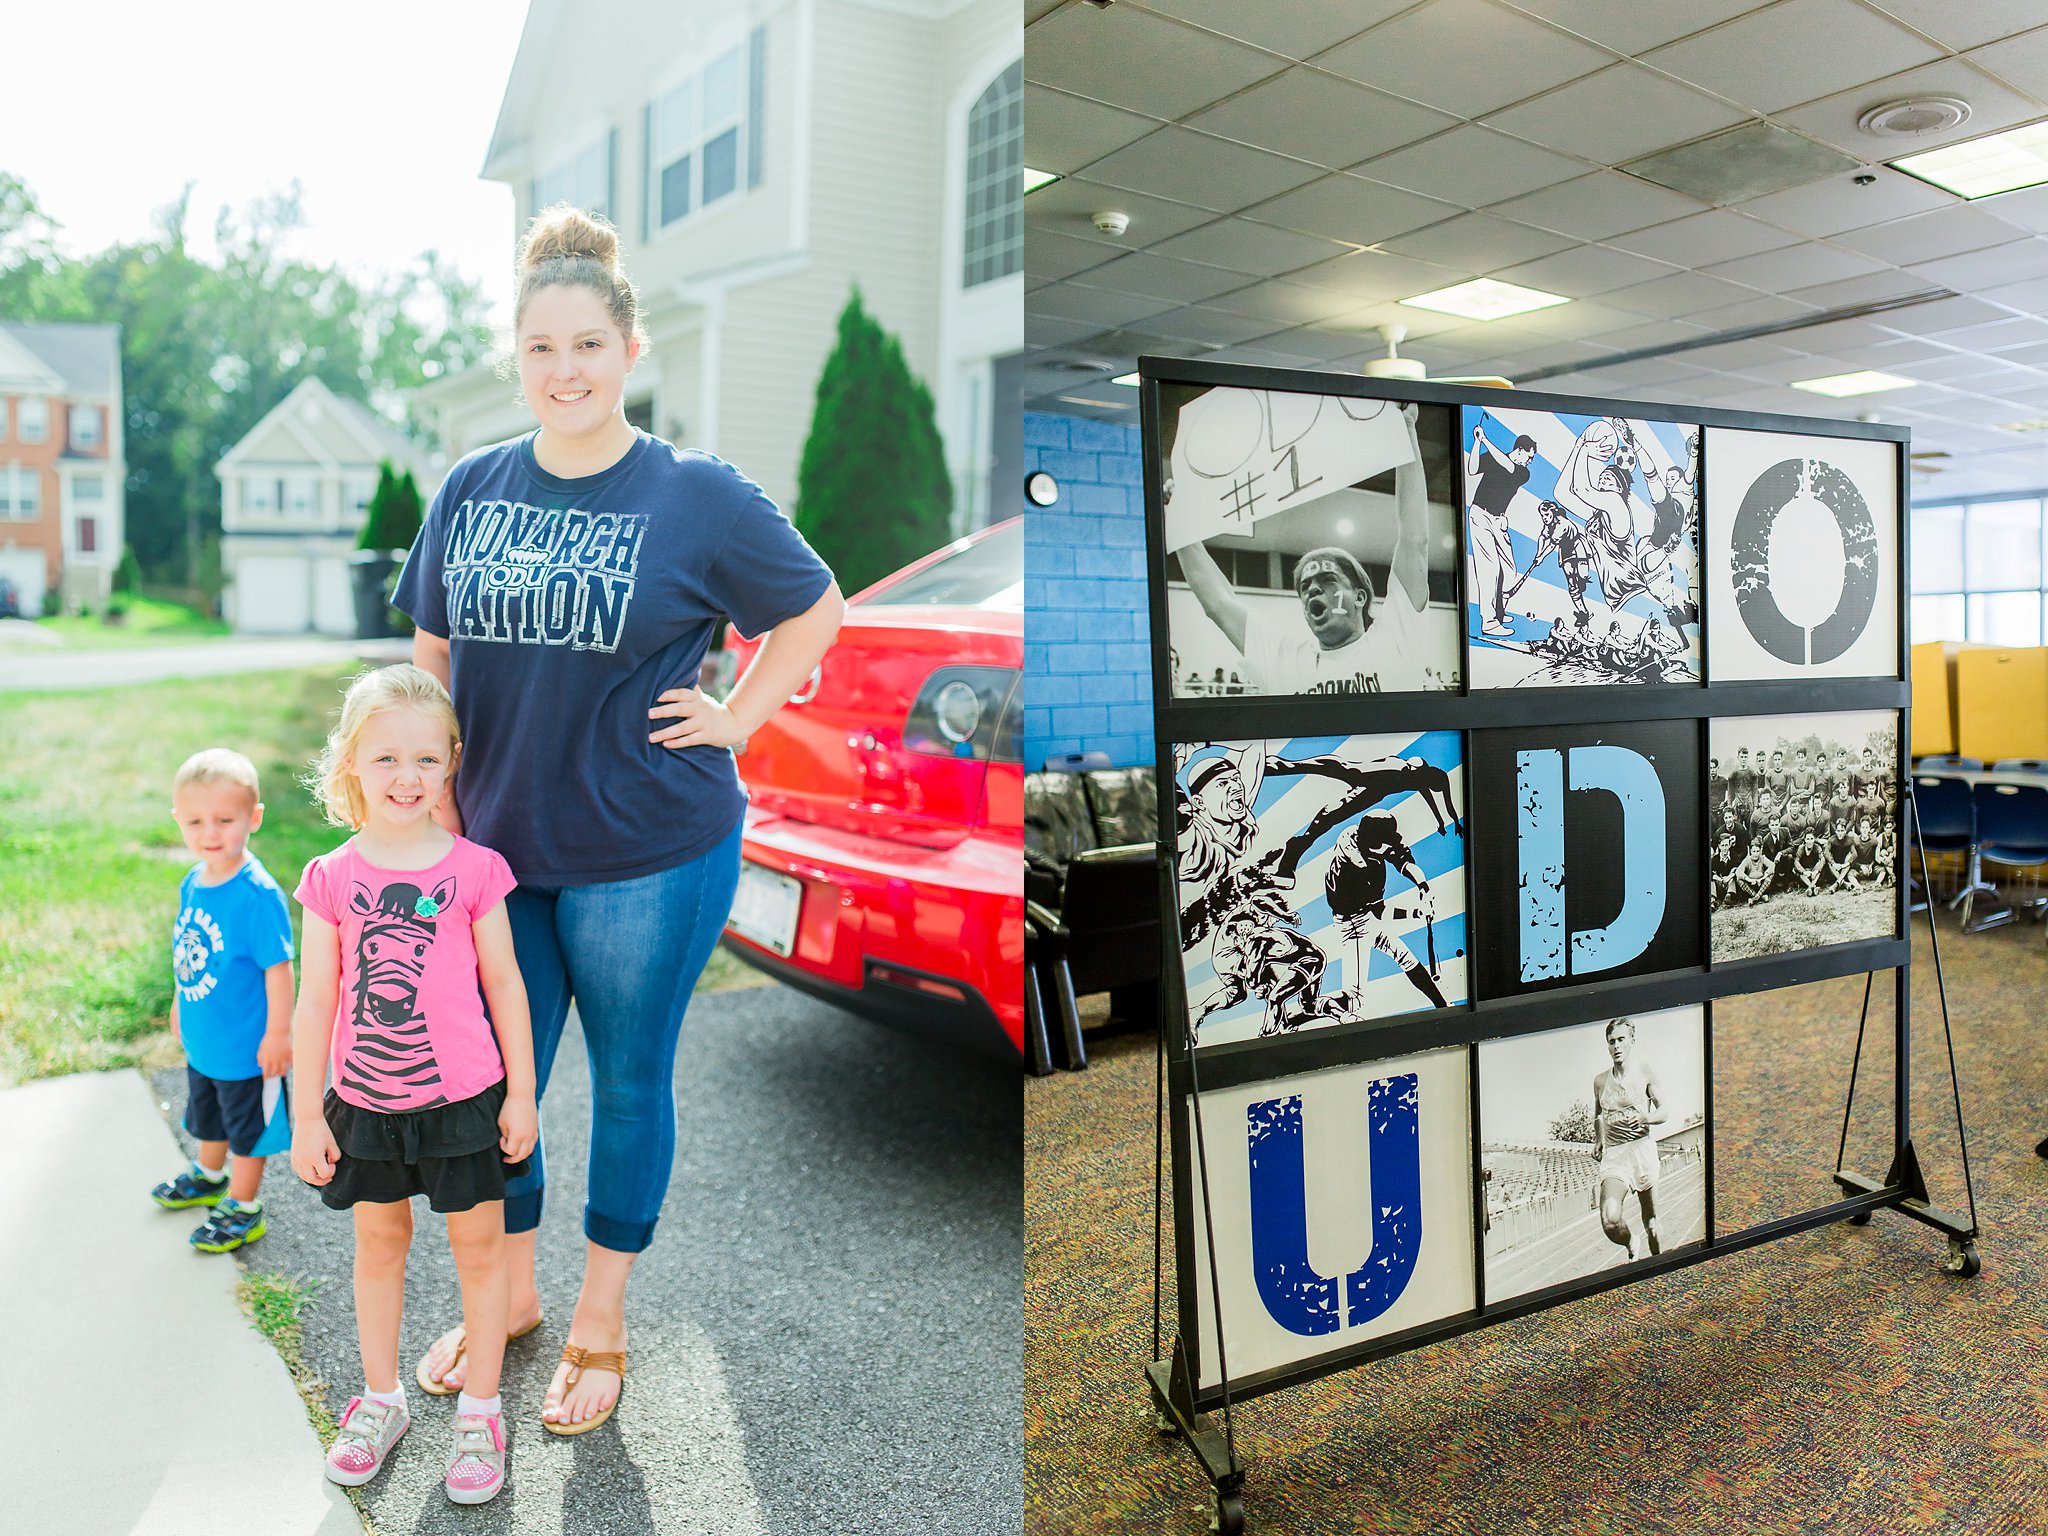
[501,821,742,1252]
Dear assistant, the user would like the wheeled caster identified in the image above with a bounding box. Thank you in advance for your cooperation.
[1208,1490,1245,1535]
[1846,1211,1873,1226]
[1944,1239,1981,1278]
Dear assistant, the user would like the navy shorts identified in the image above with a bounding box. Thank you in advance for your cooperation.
[185,1067,292,1158]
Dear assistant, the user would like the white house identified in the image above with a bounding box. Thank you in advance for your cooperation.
[416,0,1024,540]
[216,377,439,634]
[0,321,125,614]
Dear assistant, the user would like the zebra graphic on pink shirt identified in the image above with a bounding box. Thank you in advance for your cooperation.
[341,877,457,1108]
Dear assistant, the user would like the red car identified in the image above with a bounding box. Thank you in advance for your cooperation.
[719,518,1023,1059]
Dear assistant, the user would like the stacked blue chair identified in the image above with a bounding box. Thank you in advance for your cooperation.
[1910,775,1981,924]
[1993,758,2048,774]
[1971,781,2048,930]
[1916,754,1984,773]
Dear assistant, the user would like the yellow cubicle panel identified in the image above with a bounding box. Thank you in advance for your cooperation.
[1955,646,2048,763]
[1910,642,1954,757]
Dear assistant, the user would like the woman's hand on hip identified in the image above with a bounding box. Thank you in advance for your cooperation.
[650,686,747,750]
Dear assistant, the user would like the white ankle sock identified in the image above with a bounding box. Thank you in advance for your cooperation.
[364,1386,406,1410]
[456,1391,501,1419]
[195,1163,225,1182]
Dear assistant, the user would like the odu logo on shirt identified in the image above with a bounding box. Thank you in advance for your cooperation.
[439,498,646,653]
[174,905,226,1003]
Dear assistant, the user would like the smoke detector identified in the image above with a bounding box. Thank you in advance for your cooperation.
[1859,98,1971,138]
[1359,324,1427,381]
[1092,210,1130,236]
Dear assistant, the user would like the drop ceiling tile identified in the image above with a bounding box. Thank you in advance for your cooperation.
[1491,243,1683,298]
[1482,64,1751,167]
[1243,175,1465,245]
[1496,0,1767,55]
[1130,306,1288,346]
[1323,300,1475,339]
[1186,69,1460,170]
[1674,337,1807,371]
[1193,279,1372,327]
[1876,294,2029,334]
[1136,0,1414,60]
[1965,25,2048,100]
[1642,0,1943,114]
[1024,3,1286,119]
[1030,282,1185,328]
[1604,269,1767,319]
[1146,217,1358,276]
[1251,325,1389,361]
[1486,171,1709,240]
[1785,270,1942,309]
[1969,274,2048,315]
[1583,319,1715,353]
[1311,0,1611,119]
[1913,239,2048,294]
[1024,87,1162,176]
[1683,294,1826,330]
[1026,0,1062,20]
[1075,251,1271,304]
[1026,315,1109,348]
[1833,206,2033,266]
[1025,177,1219,247]
[1356,126,1591,208]
[1701,242,1890,291]
[1735,169,1957,240]
[1770,317,1904,354]
[1083,127,1328,214]
[1285,248,1469,300]
[1499,338,1612,372]
[1778,59,2043,163]
[1897,353,2026,384]
[1971,184,2048,236]
[1027,227,1127,282]
[1935,317,2048,352]
[1828,339,1953,368]
[1378,212,1579,271]
[1604,211,1800,267]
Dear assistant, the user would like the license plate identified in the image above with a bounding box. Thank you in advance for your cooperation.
[728,861,802,957]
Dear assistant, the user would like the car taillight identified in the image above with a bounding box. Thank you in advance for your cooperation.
[906,666,1019,762]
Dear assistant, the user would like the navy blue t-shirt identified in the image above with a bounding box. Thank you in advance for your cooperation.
[394,430,832,885]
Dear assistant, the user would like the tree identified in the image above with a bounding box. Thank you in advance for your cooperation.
[112,545,142,594]
[794,288,952,596]
[1549,1099,1596,1145]
[358,461,424,550]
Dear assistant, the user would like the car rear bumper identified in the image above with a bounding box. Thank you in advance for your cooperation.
[724,809,1024,1056]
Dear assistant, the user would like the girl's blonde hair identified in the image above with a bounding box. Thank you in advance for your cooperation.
[514,204,648,349]
[309,664,462,830]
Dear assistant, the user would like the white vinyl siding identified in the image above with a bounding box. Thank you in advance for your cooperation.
[533,134,614,218]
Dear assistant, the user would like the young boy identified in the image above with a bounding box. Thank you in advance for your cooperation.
[150,748,294,1252]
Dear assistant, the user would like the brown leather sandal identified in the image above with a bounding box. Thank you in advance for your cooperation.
[542,1342,627,1435]
[414,1314,545,1396]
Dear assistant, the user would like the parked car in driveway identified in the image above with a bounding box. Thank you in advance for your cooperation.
[719,518,1023,1060]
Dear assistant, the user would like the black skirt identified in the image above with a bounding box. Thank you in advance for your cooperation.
[314,1079,532,1215]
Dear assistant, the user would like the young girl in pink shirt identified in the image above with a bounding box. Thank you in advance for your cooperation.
[289,664,538,1506]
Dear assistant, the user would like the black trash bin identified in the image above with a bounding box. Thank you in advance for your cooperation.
[350,550,401,639]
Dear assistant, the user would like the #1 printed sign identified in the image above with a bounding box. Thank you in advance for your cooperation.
[1188,1047,1475,1388]
[1705,429,1900,682]
[1174,733,1467,1047]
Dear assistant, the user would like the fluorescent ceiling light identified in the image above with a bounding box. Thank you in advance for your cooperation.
[1891,119,2048,198]
[1789,370,1916,398]
[1110,372,1140,386]
[1400,278,1569,321]
[1025,167,1061,194]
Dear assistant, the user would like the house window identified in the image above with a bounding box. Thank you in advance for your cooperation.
[0,465,40,519]
[647,30,763,233]
[17,398,46,444]
[285,475,318,515]
[347,475,376,517]
[69,405,101,449]
[73,473,104,506]
[534,134,613,218]
[77,516,96,554]
[243,475,276,515]
[963,61,1023,287]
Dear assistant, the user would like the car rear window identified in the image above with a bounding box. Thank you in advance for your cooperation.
[861,521,1022,609]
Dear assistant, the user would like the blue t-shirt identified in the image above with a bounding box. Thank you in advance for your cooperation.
[394,430,832,885]
[172,856,294,1081]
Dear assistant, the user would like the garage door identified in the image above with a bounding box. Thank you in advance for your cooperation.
[0,550,46,616]
[313,556,355,634]
[233,554,312,633]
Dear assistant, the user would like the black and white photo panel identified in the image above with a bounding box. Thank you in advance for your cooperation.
[1479,1008,1708,1303]
[1188,1047,1475,1389]
[1462,405,1701,688]
[1709,710,1902,963]
[1468,720,1703,1000]
[1705,429,1901,682]
[1159,383,1462,698]
[1175,733,1467,1049]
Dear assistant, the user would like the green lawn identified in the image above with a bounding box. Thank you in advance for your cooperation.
[35,595,231,649]
[0,666,765,1085]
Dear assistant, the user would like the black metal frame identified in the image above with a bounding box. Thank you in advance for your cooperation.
[1133,357,1977,1531]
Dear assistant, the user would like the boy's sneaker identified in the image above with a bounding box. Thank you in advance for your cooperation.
[325,1397,410,1486]
[190,1197,265,1253]
[444,1414,506,1505]
[150,1168,229,1209]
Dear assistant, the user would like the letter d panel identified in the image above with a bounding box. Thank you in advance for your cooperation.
[1188,1047,1474,1390]
[1469,720,1703,1000]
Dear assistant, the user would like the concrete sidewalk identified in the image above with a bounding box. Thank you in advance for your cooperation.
[0,1072,360,1536]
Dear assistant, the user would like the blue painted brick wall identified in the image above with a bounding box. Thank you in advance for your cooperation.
[1024,411,1154,770]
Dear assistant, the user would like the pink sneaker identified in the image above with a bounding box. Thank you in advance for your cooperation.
[444,1413,506,1505]
[325,1397,409,1486]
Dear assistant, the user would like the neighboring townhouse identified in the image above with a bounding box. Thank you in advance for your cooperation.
[216,377,438,634]
[418,0,1023,541]
[0,321,125,614]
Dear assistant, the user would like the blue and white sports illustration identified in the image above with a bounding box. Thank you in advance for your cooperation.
[1175,731,1466,1048]
[1463,405,1702,688]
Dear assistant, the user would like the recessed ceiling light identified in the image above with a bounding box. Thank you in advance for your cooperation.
[1891,118,2048,198]
[1110,372,1140,386]
[1025,167,1061,194]
[1400,278,1570,321]
[1789,370,1916,397]
[1859,98,1971,138]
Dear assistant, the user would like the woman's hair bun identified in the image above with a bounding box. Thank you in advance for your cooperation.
[519,205,621,272]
